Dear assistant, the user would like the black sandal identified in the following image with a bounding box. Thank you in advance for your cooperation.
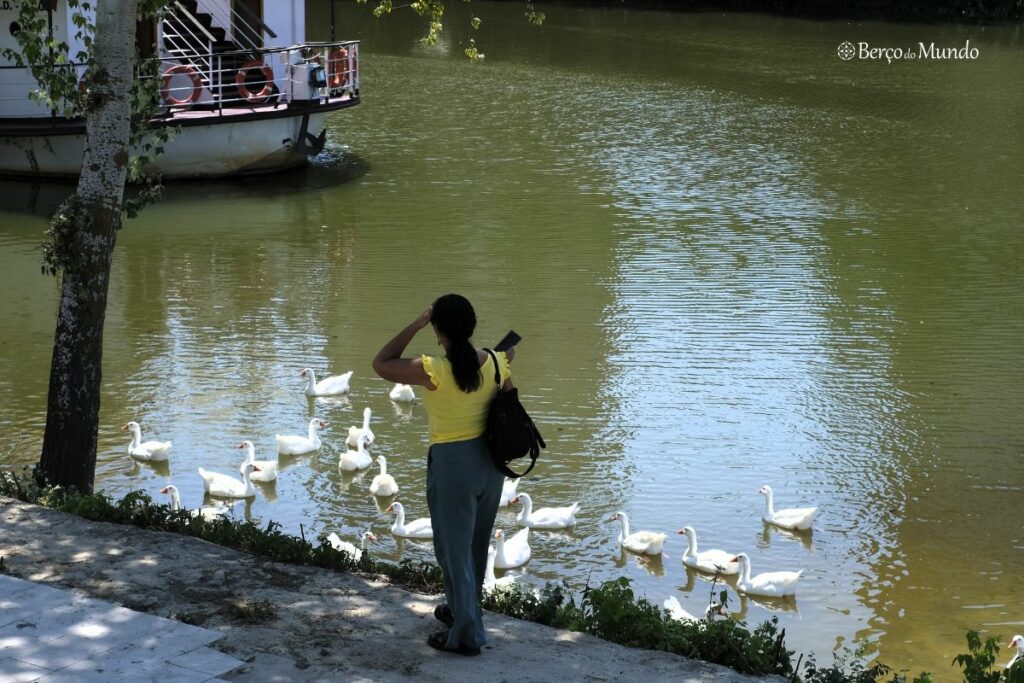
[427,630,481,657]
[433,604,454,628]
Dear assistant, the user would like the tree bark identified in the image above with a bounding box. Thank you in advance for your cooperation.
[38,0,139,493]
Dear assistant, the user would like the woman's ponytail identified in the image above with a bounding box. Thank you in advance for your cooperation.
[447,336,482,393]
[431,294,482,393]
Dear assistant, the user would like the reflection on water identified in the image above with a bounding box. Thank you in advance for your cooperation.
[613,547,668,578]
[0,1,1021,674]
[758,524,815,552]
[735,592,801,619]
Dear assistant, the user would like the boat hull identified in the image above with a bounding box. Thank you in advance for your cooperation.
[0,108,333,179]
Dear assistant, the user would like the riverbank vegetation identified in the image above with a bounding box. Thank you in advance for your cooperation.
[495,0,1024,23]
[3,470,1022,682]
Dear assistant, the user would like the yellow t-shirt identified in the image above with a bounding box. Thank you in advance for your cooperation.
[420,351,512,445]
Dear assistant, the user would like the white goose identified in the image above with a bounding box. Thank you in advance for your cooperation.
[493,528,531,568]
[275,418,327,455]
[663,596,727,624]
[159,484,230,521]
[483,545,518,593]
[678,526,740,575]
[238,440,277,483]
[1008,635,1024,670]
[339,433,373,471]
[386,502,432,539]
[369,455,399,496]
[122,421,172,462]
[300,367,353,396]
[609,511,666,555]
[663,596,700,624]
[326,530,377,562]
[346,407,376,448]
[499,477,520,506]
[197,462,259,499]
[512,493,579,529]
[731,552,802,597]
[758,484,817,531]
[389,383,416,402]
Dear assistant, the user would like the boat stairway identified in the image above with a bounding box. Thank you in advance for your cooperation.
[161,0,271,107]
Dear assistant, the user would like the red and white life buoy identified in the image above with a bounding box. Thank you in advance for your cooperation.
[327,47,352,89]
[161,64,203,106]
[235,60,274,104]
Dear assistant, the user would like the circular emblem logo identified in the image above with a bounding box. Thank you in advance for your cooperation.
[837,41,856,61]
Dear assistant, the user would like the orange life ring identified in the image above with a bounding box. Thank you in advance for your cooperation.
[327,47,352,89]
[161,64,203,106]
[235,60,274,104]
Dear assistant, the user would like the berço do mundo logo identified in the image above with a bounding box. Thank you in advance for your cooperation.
[837,40,979,64]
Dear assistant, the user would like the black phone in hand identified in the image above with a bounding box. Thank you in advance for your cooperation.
[494,330,522,352]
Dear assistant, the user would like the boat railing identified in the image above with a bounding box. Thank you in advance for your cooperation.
[154,41,360,116]
[0,41,358,120]
[208,0,277,45]
[162,0,220,78]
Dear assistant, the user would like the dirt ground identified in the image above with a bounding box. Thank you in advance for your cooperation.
[0,496,784,682]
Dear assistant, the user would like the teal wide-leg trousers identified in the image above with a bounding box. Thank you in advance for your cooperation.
[426,436,504,650]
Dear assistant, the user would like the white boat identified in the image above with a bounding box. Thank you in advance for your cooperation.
[0,0,360,178]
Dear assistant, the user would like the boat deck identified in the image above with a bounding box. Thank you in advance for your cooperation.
[0,93,359,136]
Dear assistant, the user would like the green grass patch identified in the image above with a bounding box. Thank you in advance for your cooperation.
[226,598,277,624]
[483,577,791,676]
[171,610,206,626]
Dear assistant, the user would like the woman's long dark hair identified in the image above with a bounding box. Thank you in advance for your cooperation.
[432,294,481,393]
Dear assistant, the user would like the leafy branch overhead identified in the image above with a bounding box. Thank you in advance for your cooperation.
[357,0,545,61]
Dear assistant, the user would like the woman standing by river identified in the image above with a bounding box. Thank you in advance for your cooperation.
[372,294,514,656]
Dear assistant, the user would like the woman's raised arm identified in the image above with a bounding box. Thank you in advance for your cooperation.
[372,307,436,388]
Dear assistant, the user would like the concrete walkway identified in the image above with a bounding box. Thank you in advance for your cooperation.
[0,574,243,682]
[0,496,785,683]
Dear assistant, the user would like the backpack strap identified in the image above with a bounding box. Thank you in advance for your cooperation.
[484,348,501,388]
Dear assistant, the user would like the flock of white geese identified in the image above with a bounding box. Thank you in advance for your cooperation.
[122,366,826,621]
[122,366,1024,659]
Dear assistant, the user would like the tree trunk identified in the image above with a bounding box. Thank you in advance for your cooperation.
[38,0,139,493]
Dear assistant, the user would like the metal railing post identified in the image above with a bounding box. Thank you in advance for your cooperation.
[215,52,222,115]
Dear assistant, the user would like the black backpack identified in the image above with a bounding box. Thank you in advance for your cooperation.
[483,349,545,478]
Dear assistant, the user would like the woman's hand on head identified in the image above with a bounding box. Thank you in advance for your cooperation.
[414,306,433,331]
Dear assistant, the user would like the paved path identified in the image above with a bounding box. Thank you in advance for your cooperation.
[0,574,243,683]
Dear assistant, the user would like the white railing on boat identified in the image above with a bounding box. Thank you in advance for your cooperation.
[0,41,359,120]
[155,0,358,115]
[155,42,360,115]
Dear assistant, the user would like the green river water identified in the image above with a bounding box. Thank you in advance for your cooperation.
[0,2,1022,674]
